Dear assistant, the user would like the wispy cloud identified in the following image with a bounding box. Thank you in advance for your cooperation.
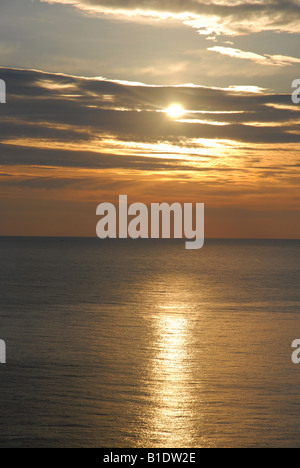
[208,46,300,67]
[42,0,300,36]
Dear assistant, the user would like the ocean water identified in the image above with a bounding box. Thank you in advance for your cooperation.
[0,237,299,448]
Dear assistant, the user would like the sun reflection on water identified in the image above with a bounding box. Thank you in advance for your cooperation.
[138,301,199,448]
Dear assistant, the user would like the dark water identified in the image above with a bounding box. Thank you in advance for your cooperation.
[0,237,299,448]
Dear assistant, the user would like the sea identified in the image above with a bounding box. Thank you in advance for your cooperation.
[0,237,299,448]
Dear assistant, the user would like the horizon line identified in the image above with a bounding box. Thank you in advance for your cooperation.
[0,236,299,241]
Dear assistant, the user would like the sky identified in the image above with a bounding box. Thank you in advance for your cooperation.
[0,0,299,237]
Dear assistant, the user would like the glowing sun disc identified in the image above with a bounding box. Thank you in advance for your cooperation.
[166,104,185,119]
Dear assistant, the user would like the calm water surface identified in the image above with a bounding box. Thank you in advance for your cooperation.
[0,238,299,448]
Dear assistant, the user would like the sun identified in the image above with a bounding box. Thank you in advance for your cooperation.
[166,104,185,119]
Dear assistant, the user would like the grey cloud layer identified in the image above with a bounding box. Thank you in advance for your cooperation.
[0,67,300,175]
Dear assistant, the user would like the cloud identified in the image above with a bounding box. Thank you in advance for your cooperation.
[265,54,300,66]
[0,66,299,202]
[208,46,274,66]
[1,66,300,149]
[208,46,300,67]
[41,0,300,36]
